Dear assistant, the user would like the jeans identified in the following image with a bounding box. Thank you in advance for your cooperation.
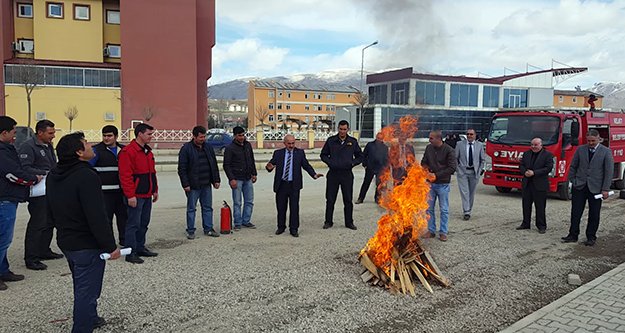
[427,183,450,235]
[125,198,152,254]
[186,186,214,233]
[231,180,254,226]
[0,201,18,275]
[63,249,106,333]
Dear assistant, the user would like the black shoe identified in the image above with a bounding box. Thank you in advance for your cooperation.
[39,251,64,260]
[25,261,47,271]
[137,248,158,257]
[538,229,546,234]
[583,239,596,246]
[93,316,106,329]
[0,280,6,291]
[0,271,25,282]
[242,223,256,229]
[463,214,470,221]
[323,223,333,229]
[345,224,358,230]
[355,199,363,204]
[290,232,299,237]
[275,229,285,235]
[516,225,530,230]
[204,229,220,237]
[561,235,578,243]
[125,254,144,264]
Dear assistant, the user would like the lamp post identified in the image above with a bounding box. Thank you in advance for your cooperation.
[359,40,378,135]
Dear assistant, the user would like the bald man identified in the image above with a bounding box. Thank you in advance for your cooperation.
[517,137,554,233]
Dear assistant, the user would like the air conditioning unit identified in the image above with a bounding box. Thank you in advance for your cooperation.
[14,40,34,53]
[104,112,115,121]
[103,47,110,57]
[35,112,46,121]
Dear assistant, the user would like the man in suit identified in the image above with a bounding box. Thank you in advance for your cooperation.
[562,129,614,246]
[517,138,554,233]
[266,135,322,237]
[356,132,388,204]
[455,129,485,220]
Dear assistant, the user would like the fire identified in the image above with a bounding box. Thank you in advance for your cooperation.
[361,116,434,274]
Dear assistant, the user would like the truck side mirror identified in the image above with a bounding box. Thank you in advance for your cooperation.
[571,122,580,146]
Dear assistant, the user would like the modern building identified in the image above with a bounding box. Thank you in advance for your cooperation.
[247,80,360,130]
[1,0,215,132]
[364,67,589,139]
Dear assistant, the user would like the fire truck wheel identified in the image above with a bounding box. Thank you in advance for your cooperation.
[495,186,512,194]
[557,181,572,201]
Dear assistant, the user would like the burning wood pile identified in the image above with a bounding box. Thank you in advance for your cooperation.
[359,116,450,295]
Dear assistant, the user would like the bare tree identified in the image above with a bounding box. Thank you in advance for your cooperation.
[254,105,270,127]
[11,62,44,128]
[64,106,79,132]
[142,106,156,122]
[353,91,369,132]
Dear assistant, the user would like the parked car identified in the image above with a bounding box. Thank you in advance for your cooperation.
[206,132,233,155]
[14,126,34,149]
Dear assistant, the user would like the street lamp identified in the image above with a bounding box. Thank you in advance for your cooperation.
[359,40,378,135]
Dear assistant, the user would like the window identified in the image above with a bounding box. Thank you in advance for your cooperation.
[286,104,291,110]
[503,88,528,108]
[558,96,563,103]
[286,91,291,98]
[304,93,309,99]
[47,2,63,18]
[105,45,121,58]
[278,91,283,97]
[415,81,445,105]
[104,112,115,121]
[268,91,274,98]
[450,84,478,107]
[391,82,409,105]
[106,10,120,24]
[315,105,322,111]
[368,84,388,104]
[305,105,310,110]
[4,65,120,88]
[327,94,335,100]
[73,4,90,20]
[17,3,33,18]
[268,115,274,122]
[36,112,46,121]
[277,114,283,120]
[572,96,577,103]
[482,86,500,107]
[277,103,282,110]
[268,103,274,110]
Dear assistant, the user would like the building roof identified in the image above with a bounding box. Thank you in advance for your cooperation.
[252,80,360,93]
[554,89,603,97]
[367,67,588,85]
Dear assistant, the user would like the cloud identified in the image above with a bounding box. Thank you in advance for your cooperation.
[213,38,289,73]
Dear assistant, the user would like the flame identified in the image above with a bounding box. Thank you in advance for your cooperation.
[362,116,433,274]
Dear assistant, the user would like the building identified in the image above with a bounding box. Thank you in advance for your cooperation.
[553,90,603,109]
[248,80,360,130]
[1,0,215,132]
[364,67,589,139]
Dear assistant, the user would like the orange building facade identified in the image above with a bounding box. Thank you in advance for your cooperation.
[553,90,603,109]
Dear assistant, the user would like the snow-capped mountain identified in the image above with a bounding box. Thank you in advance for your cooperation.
[589,82,625,111]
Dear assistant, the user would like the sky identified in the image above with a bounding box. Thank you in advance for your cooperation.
[211,0,625,89]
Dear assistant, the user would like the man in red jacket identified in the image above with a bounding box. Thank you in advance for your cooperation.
[118,123,158,264]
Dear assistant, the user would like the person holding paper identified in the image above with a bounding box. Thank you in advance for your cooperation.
[47,132,120,332]
[562,129,614,246]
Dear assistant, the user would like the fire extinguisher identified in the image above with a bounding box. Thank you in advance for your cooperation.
[220,201,233,234]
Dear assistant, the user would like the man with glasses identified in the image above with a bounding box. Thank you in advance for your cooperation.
[455,129,485,220]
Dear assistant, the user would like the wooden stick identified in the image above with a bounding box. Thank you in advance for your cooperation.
[360,270,374,283]
[421,251,451,286]
[410,263,433,293]
[402,263,416,296]
[397,260,407,294]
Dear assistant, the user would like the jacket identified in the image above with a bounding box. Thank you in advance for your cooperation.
[568,144,614,193]
[118,140,158,199]
[519,148,554,192]
[320,134,362,171]
[178,140,221,189]
[223,140,257,181]
[362,140,388,174]
[421,143,457,184]
[18,136,57,175]
[0,141,39,202]
[455,139,486,176]
[46,160,116,253]
[268,148,317,193]
[91,142,124,192]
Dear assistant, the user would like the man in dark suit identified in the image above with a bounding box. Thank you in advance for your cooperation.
[517,138,554,233]
[562,129,614,246]
[355,132,388,204]
[266,135,323,237]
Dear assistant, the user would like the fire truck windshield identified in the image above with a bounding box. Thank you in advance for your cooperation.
[488,115,560,146]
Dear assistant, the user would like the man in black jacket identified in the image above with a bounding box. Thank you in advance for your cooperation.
[47,132,120,332]
[517,138,554,233]
[19,119,61,271]
[321,120,362,230]
[89,125,126,245]
[178,126,221,239]
[0,116,41,291]
[223,126,257,230]
[356,132,388,204]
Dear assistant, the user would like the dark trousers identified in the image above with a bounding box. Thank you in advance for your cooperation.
[103,191,127,246]
[63,249,106,333]
[24,196,54,262]
[357,168,381,203]
[325,169,354,226]
[276,181,301,232]
[569,186,603,241]
[125,198,152,254]
[521,182,547,230]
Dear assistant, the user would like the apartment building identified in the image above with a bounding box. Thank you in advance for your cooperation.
[553,90,603,109]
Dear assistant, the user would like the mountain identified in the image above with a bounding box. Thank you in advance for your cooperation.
[588,82,625,111]
[208,69,365,100]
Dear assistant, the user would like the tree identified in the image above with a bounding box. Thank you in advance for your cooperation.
[11,62,44,128]
[64,106,79,132]
[254,105,270,127]
[353,91,369,132]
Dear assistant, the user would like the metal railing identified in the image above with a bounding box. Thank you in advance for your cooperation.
[72,129,336,142]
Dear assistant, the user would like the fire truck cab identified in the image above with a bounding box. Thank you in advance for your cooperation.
[483,109,625,200]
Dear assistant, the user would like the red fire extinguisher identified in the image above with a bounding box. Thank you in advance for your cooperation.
[220,201,233,234]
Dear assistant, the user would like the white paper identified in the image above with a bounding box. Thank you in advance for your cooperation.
[29,176,46,197]
[594,191,615,200]
[100,247,132,260]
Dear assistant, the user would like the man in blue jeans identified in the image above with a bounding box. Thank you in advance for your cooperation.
[178,126,221,239]
[421,130,457,241]
[223,126,257,230]
[0,116,41,291]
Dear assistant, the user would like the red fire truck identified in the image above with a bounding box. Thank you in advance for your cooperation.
[483,109,625,199]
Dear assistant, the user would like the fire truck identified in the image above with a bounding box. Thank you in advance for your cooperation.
[482,109,625,200]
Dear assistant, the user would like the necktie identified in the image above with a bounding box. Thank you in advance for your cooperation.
[589,148,595,161]
[283,151,292,181]
[468,142,474,167]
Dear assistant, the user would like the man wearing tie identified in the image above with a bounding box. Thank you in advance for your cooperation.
[517,138,554,233]
[455,129,485,220]
[266,135,323,237]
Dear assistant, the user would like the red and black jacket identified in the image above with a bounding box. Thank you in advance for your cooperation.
[118,140,158,199]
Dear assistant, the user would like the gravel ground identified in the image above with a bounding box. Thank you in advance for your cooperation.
[1,167,624,333]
